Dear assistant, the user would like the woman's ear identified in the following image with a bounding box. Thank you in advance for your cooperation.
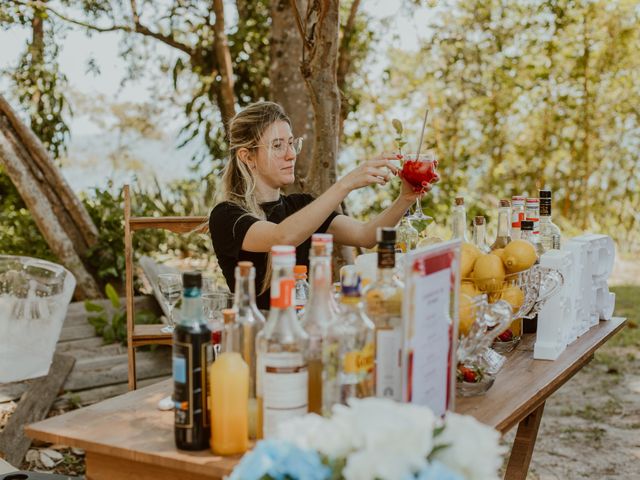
[237,147,256,169]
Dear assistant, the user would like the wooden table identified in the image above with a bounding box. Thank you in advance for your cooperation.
[26,317,626,480]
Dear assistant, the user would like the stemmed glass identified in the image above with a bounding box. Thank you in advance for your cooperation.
[158,273,182,333]
[400,150,439,222]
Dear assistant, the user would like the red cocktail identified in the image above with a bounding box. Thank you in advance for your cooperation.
[400,152,439,221]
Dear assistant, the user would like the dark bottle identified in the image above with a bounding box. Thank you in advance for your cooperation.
[173,271,213,450]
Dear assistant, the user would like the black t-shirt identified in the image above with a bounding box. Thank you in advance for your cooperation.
[209,193,338,310]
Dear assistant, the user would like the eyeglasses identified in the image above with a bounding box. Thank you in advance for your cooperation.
[252,137,303,156]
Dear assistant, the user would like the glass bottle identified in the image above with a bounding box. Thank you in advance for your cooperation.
[173,272,212,451]
[491,199,512,250]
[255,246,309,439]
[301,233,339,415]
[294,265,310,319]
[396,210,419,252]
[451,196,470,242]
[511,196,526,240]
[364,228,403,401]
[472,216,490,253]
[328,266,375,405]
[539,190,561,252]
[232,261,265,440]
[520,220,544,258]
[210,309,249,455]
[525,198,540,244]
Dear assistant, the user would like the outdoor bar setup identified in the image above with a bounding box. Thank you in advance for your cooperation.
[20,127,626,480]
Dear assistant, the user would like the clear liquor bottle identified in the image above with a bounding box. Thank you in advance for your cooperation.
[301,234,339,415]
[328,266,375,405]
[539,190,561,252]
[491,199,512,250]
[451,196,470,242]
[255,246,309,439]
[511,196,526,240]
[472,216,491,253]
[232,261,265,440]
[520,220,544,258]
[396,210,419,252]
[525,198,540,243]
[364,228,403,401]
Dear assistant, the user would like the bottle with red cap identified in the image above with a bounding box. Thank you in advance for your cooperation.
[293,265,309,319]
[255,246,309,439]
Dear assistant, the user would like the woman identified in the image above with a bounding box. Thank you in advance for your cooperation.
[210,101,430,309]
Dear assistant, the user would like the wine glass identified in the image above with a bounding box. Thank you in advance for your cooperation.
[158,273,182,333]
[400,151,439,222]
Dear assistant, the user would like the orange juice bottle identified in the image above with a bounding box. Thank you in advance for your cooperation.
[210,309,249,455]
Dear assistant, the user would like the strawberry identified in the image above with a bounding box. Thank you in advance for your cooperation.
[498,329,513,342]
[458,365,477,383]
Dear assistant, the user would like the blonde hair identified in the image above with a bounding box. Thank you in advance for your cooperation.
[220,101,292,293]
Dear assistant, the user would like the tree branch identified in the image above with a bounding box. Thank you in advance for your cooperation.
[212,0,236,126]
[289,0,308,47]
[336,0,361,92]
[11,0,195,56]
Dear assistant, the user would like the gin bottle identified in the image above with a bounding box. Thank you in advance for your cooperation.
[539,190,561,251]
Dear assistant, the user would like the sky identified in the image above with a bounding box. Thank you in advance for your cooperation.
[0,0,430,192]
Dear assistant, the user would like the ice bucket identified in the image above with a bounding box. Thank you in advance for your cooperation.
[0,255,76,383]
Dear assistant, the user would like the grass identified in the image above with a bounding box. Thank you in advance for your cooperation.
[607,285,640,348]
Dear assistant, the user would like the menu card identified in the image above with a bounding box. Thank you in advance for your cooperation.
[402,240,461,416]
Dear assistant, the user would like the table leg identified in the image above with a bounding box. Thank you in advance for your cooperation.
[504,402,546,480]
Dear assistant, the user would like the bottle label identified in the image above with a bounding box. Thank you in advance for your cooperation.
[344,342,375,374]
[375,328,402,401]
[377,246,395,269]
[511,210,524,228]
[173,343,193,428]
[271,278,295,309]
[201,342,214,427]
[526,216,540,235]
[262,352,308,438]
[552,234,561,250]
[540,200,551,217]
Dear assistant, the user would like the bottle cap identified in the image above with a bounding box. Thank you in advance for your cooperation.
[294,265,307,275]
[271,245,296,266]
[474,216,485,225]
[377,227,396,243]
[539,190,551,198]
[237,261,253,276]
[311,233,333,245]
[499,199,510,207]
[222,308,236,324]
[455,197,465,206]
[521,220,534,231]
[512,195,526,205]
[182,271,201,289]
[526,198,539,205]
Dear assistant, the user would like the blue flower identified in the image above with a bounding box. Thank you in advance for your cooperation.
[229,439,331,480]
[402,461,465,480]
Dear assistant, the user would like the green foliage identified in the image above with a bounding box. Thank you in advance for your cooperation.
[85,283,158,344]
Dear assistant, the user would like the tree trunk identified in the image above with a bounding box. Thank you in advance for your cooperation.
[270,0,314,193]
[212,0,237,126]
[0,95,102,299]
[292,0,341,196]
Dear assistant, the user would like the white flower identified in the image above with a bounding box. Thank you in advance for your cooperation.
[343,448,428,480]
[432,412,507,480]
[275,412,357,459]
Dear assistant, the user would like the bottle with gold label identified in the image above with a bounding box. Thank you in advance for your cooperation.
[327,266,375,405]
[364,228,403,401]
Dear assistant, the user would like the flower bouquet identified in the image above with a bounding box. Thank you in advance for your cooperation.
[229,398,506,480]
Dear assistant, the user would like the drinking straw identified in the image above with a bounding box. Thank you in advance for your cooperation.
[414,107,430,160]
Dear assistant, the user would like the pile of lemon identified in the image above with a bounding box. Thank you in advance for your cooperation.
[458,240,537,336]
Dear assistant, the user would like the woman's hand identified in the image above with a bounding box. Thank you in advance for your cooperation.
[337,158,399,192]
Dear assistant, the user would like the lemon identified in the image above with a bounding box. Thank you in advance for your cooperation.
[458,294,477,337]
[472,253,506,293]
[502,240,537,273]
[460,281,479,298]
[460,242,481,278]
[501,284,525,312]
[492,248,504,260]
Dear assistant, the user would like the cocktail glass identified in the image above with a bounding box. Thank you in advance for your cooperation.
[400,151,439,222]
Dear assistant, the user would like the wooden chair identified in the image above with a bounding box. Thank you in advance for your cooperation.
[124,184,208,390]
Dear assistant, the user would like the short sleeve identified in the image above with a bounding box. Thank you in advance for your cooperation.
[209,202,260,259]
[286,193,339,233]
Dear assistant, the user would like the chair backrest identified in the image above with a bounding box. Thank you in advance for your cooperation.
[123,184,208,389]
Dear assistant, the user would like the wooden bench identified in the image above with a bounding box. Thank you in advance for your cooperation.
[26,317,626,480]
